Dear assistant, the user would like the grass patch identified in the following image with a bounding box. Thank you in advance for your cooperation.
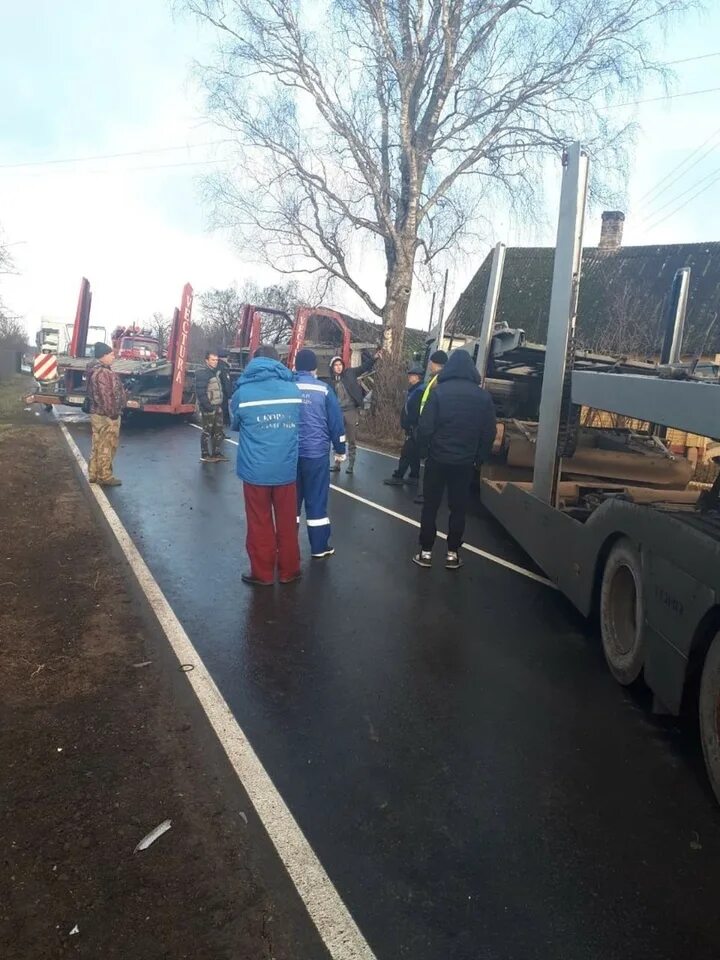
[0,374,33,423]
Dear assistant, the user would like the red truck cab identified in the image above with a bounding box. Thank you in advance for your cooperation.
[111,326,161,361]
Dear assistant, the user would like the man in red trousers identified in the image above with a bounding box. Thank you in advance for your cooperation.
[229,345,303,585]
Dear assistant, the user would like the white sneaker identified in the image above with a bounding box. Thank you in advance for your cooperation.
[312,548,335,558]
[412,551,432,568]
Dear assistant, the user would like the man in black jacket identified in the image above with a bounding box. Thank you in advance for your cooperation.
[413,349,496,569]
[328,347,380,475]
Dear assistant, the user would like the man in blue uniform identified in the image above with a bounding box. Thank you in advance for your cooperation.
[384,362,425,486]
[294,348,346,558]
[230,345,303,585]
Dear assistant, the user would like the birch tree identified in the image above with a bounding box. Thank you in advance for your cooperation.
[185,0,687,360]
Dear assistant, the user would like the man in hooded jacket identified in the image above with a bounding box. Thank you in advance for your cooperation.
[328,347,380,475]
[413,349,496,570]
[230,345,303,585]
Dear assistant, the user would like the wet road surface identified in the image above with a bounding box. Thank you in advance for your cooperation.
[65,416,720,960]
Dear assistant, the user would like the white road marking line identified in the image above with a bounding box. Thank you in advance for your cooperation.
[329,485,555,588]
[60,424,377,960]
[187,422,552,588]
[357,444,396,459]
[190,422,238,444]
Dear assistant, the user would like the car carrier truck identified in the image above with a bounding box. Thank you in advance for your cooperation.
[477,143,720,804]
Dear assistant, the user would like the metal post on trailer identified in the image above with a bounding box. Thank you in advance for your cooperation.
[532,142,590,506]
[169,283,193,411]
[660,267,691,366]
[655,266,691,439]
[475,242,506,385]
[69,278,92,359]
[166,307,180,364]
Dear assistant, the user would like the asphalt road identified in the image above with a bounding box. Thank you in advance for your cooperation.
[65,415,720,960]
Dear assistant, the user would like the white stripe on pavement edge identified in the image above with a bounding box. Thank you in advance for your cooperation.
[188,423,553,589]
[60,423,378,960]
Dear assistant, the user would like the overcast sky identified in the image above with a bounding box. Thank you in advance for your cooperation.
[2,0,719,340]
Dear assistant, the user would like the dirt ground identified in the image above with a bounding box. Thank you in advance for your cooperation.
[0,379,321,959]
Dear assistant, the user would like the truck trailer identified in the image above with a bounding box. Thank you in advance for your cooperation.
[478,144,720,804]
[27,279,196,416]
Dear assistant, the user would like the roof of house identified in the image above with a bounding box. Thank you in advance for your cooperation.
[447,242,720,356]
[332,312,428,357]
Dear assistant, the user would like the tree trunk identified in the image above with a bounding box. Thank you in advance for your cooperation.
[381,247,415,363]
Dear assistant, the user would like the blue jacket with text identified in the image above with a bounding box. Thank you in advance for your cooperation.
[230,357,302,486]
[294,373,346,459]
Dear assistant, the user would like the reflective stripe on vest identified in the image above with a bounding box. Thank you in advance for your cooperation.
[419,374,438,414]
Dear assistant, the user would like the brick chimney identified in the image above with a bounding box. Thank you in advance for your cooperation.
[598,210,625,252]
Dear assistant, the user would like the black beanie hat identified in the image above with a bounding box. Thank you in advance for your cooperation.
[295,348,318,372]
[430,350,448,365]
[94,342,113,359]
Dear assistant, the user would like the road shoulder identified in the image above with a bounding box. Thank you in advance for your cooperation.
[0,414,326,959]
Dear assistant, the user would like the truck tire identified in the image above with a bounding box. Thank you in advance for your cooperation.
[600,539,645,685]
[699,631,720,806]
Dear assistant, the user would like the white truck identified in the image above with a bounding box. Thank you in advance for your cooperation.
[36,319,107,357]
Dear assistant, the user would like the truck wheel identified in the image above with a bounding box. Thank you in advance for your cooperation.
[600,539,645,685]
[699,631,720,806]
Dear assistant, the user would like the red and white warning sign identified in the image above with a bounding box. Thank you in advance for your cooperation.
[33,352,59,382]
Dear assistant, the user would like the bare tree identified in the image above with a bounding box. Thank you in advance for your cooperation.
[184,0,684,360]
[149,312,174,355]
[198,278,305,346]
[0,315,26,350]
[198,287,244,346]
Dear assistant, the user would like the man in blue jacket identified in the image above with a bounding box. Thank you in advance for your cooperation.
[384,363,425,486]
[230,345,303,586]
[294,348,346,558]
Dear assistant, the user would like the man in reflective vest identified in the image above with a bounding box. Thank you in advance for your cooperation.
[414,350,448,504]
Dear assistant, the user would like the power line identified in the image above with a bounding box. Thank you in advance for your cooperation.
[605,85,720,109]
[641,162,720,222]
[638,125,720,205]
[4,157,232,178]
[643,168,720,231]
[0,139,226,170]
[664,51,720,65]
[1,53,719,172]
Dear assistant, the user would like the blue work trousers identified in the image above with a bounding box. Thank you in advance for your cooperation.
[297,455,332,554]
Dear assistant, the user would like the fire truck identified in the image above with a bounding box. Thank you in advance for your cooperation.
[111,326,161,362]
[26,279,196,416]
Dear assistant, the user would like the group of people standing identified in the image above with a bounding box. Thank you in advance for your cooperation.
[196,344,379,585]
[84,335,497,583]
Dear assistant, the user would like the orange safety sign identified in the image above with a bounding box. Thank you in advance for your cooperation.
[33,352,58,381]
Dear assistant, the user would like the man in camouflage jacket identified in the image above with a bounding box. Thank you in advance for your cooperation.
[86,342,126,486]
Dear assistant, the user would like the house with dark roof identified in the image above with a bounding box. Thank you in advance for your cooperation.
[447,212,720,357]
